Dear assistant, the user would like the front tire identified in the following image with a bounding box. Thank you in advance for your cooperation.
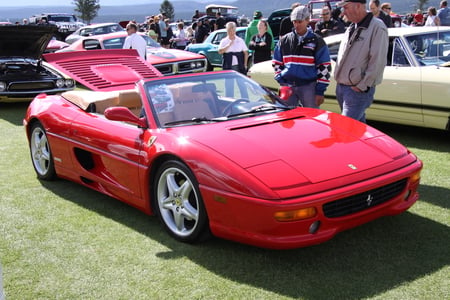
[29,122,56,180]
[206,59,214,71]
[153,160,210,243]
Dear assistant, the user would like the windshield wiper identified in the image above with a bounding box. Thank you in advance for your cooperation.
[227,104,291,118]
[164,117,225,126]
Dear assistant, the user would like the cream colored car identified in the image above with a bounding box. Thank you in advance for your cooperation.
[248,27,450,131]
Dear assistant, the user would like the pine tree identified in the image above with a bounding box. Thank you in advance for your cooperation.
[72,0,100,24]
[160,0,175,21]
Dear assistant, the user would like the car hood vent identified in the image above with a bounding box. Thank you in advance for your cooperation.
[229,116,305,131]
[43,49,162,91]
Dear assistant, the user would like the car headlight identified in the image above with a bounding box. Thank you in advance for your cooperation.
[190,61,204,68]
[65,79,75,88]
[56,79,65,88]
[0,81,6,92]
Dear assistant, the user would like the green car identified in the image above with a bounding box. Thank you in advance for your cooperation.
[185,27,251,71]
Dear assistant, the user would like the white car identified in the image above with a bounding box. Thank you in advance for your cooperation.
[248,27,450,131]
[65,22,125,44]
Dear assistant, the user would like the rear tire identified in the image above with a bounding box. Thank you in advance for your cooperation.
[153,160,210,243]
[29,122,56,180]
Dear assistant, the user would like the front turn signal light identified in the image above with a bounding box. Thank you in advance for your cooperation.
[274,207,317,222]
[410,170,421,184]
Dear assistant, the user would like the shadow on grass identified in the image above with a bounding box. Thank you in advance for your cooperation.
[419,184,450,210]
[0,102,30,126]
[367,121,450,152]
[41,179,450,300]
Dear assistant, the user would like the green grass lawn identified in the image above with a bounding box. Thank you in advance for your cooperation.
[1,102,449,299]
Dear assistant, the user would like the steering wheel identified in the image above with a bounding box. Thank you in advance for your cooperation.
[222,99,250,116]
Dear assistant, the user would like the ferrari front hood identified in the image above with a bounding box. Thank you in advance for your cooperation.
[190,110,406,185]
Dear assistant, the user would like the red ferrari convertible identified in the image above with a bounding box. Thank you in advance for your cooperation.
[24,55,422,249]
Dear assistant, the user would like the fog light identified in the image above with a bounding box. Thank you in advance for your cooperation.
[274,207,317,222]
[0,81,6,92]
[403,190,411,201]
[309,221,321,234]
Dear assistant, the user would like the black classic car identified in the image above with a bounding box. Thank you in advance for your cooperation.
[0,24,75,102]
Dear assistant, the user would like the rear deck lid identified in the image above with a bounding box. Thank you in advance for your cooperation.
[43,49,162,91]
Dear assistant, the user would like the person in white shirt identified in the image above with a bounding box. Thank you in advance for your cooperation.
[218,22,248,74]
[424,7,440,26]
[123,22,147,59]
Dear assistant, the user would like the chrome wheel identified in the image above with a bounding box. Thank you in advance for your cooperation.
[30,123,56,180]
[154,160,209,242]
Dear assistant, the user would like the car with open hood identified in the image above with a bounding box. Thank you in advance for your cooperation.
[248,26,450,131]
[56,31,207,76]
[0,25,75,102]
[23,50,422,249]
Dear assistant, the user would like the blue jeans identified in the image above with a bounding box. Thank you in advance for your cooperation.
[286,81,318,108]
[336,84,375,123]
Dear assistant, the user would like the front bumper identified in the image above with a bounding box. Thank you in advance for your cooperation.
[201,159,422,249]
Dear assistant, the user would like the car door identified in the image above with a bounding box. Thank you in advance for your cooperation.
[208,31,228,66]
[68,112,146,206]
[368,37,423,125]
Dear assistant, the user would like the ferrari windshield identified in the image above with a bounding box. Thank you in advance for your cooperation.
[144,71,287,127]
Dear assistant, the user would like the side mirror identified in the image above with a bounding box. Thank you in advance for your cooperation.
[278,85,292,101]
[104,107,147,128]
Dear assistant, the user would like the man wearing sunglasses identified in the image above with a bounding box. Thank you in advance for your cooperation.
[314,6,345,37]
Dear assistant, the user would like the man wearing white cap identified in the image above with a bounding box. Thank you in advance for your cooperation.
[272,5,331,108]
[334,0,388,123]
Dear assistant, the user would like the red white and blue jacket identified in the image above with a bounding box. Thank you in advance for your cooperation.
[273,27,331,96]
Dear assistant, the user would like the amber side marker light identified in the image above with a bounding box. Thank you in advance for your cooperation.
[274,207,317,222]
[410,170,421,184]
[403,170,422,201]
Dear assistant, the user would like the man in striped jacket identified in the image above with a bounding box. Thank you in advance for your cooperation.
[273,5,331,108]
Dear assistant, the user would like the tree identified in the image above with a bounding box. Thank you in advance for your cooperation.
[72,0,100,24]
[160,0,175,21]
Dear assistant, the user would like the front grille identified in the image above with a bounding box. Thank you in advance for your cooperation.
[177,60,205,73]
[323,179,408,218]
[155,64,173,75]
[9,81,55,91]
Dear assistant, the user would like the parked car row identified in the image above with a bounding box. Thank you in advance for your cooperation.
[57,30,207,76]
[0,23,207,102]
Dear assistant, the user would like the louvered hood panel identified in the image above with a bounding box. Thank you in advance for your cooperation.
[43,49,163,91]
